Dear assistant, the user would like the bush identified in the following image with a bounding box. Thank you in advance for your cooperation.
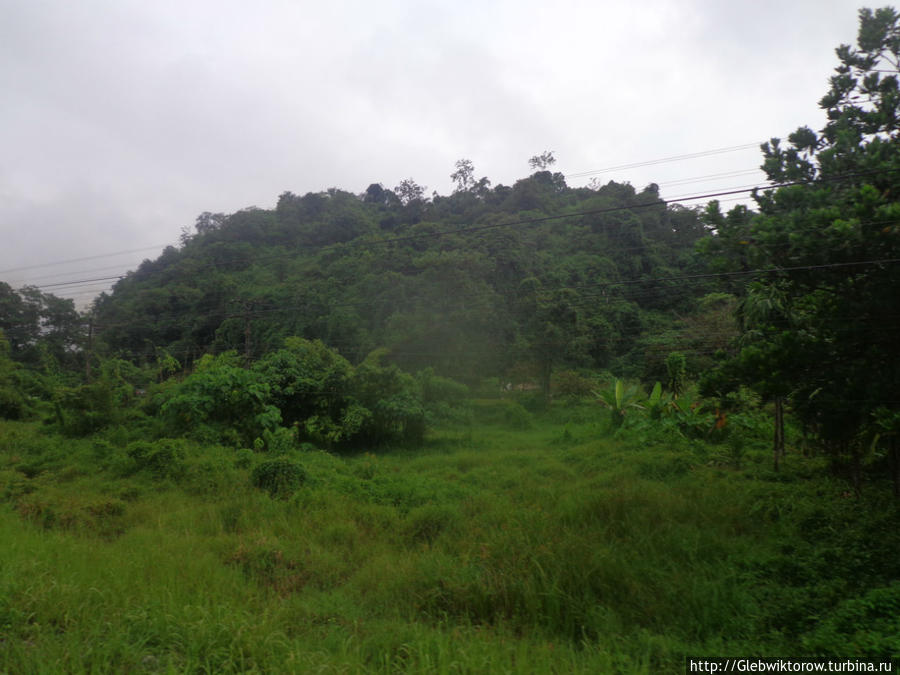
[502,400,532,430]
[258,426,296,454]
[0,385,25,420]
[801,583,900,658]
[158,352,279,446]
[253,337,353,429]
[234,448,255,469]
[351,353,426,446]
[125,439,186,480]
[251,458,307,498]
[0,336,30,419]
[56,380,121,436]
[552,370,595,399]
[418,368,470,424]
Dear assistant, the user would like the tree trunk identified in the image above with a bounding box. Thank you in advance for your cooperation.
[890,438,899,500]
[773,396,785,471]
[849,441,862,497]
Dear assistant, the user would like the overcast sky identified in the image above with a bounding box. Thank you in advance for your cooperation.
[0,0,872,305]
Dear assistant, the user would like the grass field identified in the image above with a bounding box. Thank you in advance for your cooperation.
[1,403,898,673]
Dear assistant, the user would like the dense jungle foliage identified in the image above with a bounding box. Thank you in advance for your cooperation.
[88,172,709,387]
[1,7,900,673]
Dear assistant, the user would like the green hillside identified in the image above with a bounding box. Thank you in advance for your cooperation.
[90,174,708,387]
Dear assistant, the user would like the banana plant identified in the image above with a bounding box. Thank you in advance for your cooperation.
[595,379,644,427]
[645,381,668,420]
[668,390,709,437]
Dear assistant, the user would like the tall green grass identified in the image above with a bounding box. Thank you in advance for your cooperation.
[1,412,897,673]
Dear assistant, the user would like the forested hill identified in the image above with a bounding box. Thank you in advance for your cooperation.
[91,169,714,386]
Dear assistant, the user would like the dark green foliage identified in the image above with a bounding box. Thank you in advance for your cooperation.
[253,337,361,448]
[664,352,686,397]
[645,381,667,420]
[0,387,25,420]
[233,448,254,469]
[0,333,25,420]
[695,8,900,488]
[500,400,532,430]
[253,337,352,430]
[130,338,466,451]
[801,583,900,658]
[348,351,426,446]
[551,370,595,399]
[159,352,280,446]
[47,357,154,436]
[417,368,470,425]
[125,440,186,480]
[257,426,296,454]
[56,377,133,437]
[0,284,82,369]
[752,485,900,653]
[88,157,708,386]
[250,458,307,497]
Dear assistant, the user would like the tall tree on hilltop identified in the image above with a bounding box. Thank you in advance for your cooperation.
[528,151,556,171]
[394,178,427,205]
[451,159,476,192]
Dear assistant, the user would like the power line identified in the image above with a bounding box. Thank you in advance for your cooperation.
[37,275,126,290]
[657,168,764,189]
[17,261,157,284]
[565,143,762,180]
[0,244,171,276]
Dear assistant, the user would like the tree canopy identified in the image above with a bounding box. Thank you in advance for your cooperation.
[701,6,900,482]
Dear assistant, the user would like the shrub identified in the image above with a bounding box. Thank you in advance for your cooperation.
[418,368,470,424]
[351,352,426,446]
[56,380,120,436]
[552,370,595,399]
[259,426,296,454]
[158,352,279,446]
[0,385,25,420]
[502,400,532,430]
[253,338,353,429]
[251,458,307,498]
[0,335,29,419]
[234,448,254,469]
[801,583,900,658]
[125,439,186,479]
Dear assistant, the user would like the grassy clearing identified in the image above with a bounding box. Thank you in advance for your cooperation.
[0,409,898,673]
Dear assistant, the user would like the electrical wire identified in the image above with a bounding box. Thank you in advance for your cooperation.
[565,143,763,179]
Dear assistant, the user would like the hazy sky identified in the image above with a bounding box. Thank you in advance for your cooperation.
[0,0,872,305]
